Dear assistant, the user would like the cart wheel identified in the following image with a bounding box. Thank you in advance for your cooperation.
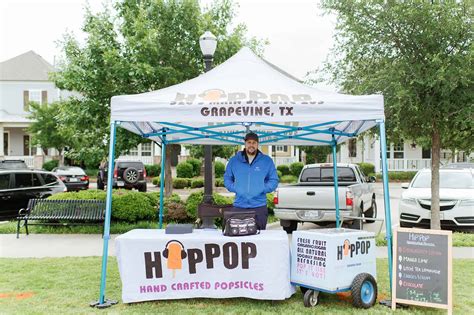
[300,286,308,295]
[351,273,377,308]
[303,289,319,307]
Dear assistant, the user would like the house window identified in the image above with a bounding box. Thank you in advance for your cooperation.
[276,145,288,152]
[422,147,431,159]
[29,90,42,104]
[24,90,47,111]
[23,135,32,156]
[128,147,139,156]
[393,142,404,159]
[141,142,152,156]
[348,139,357,157]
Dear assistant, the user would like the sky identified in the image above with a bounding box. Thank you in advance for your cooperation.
[0,0,337,89]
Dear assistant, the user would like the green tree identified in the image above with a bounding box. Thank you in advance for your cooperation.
[299,146,333,164]
[319,1,473,229]
[27,102,69,166]
[52,0,264,194]
[186,145,239,160]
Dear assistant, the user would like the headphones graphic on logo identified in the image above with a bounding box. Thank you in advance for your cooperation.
[163,240,187,259]
[163,240,187,278]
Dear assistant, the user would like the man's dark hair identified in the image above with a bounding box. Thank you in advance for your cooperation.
[244,132,259,142]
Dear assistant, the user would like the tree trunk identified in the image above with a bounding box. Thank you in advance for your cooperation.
[430,128,441,230]
[164,145,173,197]
[57,149,64,167]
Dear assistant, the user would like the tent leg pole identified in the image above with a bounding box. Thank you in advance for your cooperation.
[91,121,118,308]
[331,135,340,228]
[379,120,393,292]
[159,136,166,229]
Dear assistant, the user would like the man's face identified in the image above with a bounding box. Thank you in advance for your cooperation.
[245,139,258,155]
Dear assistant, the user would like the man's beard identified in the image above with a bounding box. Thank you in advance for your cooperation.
[246,147,257,156]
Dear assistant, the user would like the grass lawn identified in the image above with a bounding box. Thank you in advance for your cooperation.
[0,258,471,314]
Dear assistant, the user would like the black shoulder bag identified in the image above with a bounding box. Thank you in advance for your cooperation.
[222,210,259,236]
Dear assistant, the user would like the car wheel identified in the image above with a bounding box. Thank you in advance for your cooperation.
[123,167,139,184]
[364,198,377,224]
[282,220,298,234]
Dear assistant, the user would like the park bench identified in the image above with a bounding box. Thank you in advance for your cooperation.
[16,199,105,238]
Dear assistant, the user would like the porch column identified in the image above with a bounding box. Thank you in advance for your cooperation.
[374,136,381,173]
[0,125,4,157]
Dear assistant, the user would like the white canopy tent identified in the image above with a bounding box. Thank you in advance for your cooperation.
[94,47,393,307]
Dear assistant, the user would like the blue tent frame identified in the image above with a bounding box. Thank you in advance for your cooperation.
[95,118,393,307]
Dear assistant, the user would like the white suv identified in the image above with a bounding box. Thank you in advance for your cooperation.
[399,168,474,232]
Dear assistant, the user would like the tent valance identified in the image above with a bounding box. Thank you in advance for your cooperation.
[111,47,384,145]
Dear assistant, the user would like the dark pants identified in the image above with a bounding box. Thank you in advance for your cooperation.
[232,205,268,230]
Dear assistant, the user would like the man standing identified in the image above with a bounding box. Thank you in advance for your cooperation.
[224,132,279,229]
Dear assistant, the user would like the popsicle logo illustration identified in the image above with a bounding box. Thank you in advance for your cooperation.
[343,239,350,256]
[162,240,187,278]
[337,239,371,260]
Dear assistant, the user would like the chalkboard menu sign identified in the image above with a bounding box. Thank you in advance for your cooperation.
[391,227,452,314]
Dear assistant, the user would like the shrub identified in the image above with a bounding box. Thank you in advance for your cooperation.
[145,164,161,177]
[42,160,59,171]
[112,191,154,222]
[185,191,234,219]
[280,175,298,183]
[164,201,190,223]
[215,178,224,187]
[289,162,304,177]
[176,162,194,178]
[185,191,204,218]
[84,168,99,177]
[357,163,375,176]
[214,161,225,178]
[191,177,204,188]
[48,190,183,223]
[212,193,234,205]
[277,170,282,179]
[143,192,181,209]
[152,177,160,186]
[173,178,190,189]
[48,189,107,201]
[187,158,202,177]
[277,165,290,176]
[376,171,417,181]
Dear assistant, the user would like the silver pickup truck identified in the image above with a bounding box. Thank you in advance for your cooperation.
[274,163,377,233]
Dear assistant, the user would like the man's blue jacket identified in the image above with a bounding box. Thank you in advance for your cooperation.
[224,150,279,208]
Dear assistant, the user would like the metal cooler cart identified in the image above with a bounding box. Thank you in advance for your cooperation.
[291,228,377,308]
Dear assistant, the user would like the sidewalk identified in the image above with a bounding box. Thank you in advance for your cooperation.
[1,232,473,259]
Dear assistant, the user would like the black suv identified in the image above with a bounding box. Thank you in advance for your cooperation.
[97,160,147,192]
[0,169,66,220]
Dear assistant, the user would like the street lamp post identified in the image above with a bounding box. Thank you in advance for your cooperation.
[199,31,217,204]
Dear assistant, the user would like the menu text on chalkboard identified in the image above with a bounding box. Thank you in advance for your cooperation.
[392,228,452,314]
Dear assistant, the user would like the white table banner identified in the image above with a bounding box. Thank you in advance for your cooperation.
[116,229,295,303]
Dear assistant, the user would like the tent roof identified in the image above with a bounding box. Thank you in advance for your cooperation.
[111,47,384,145]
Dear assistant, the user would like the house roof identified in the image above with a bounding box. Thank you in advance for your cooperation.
[0,51,55,81]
